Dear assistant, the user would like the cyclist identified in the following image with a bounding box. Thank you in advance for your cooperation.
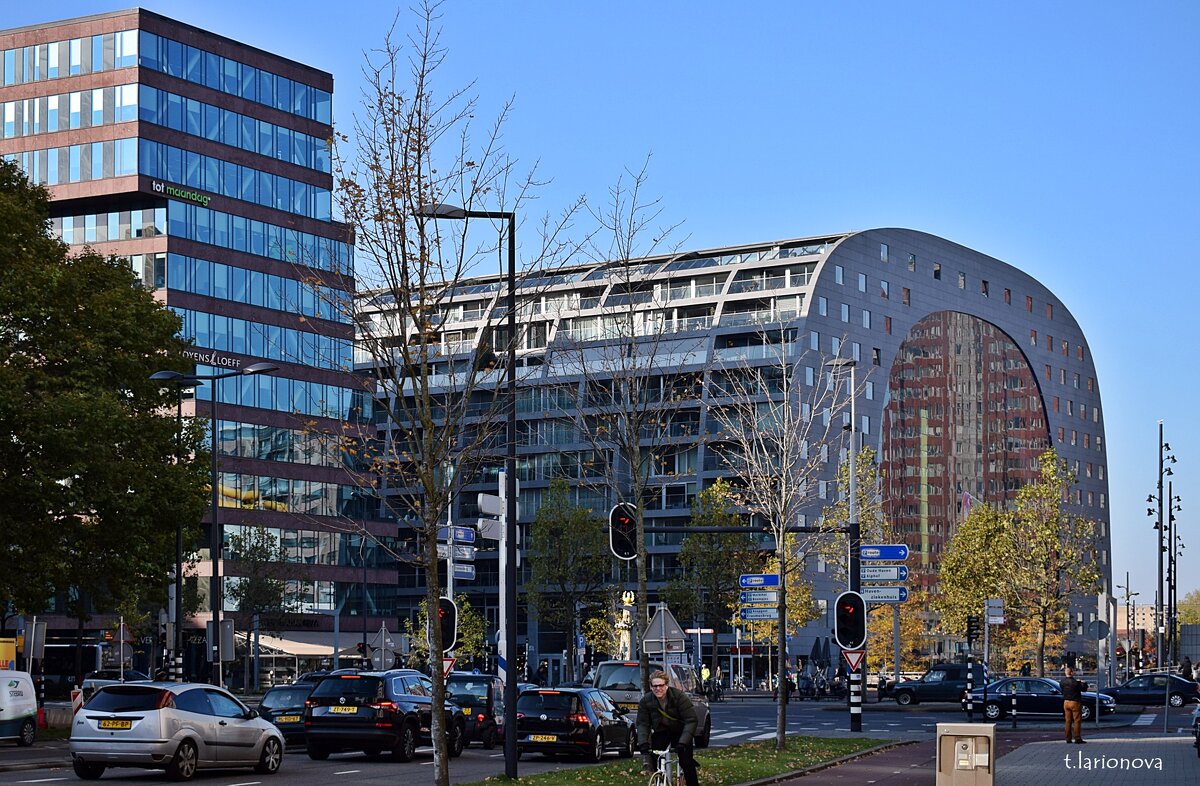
[636,670,699,786]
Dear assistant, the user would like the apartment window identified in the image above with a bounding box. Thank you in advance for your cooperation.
[1061,339,1069,357]
[957,271,966,289]
[1045,335,1053,351]
[1097,435,1103,451]
[884,315,892,335]
[1100,493,1106,510]
[907,253,916,271]
[857,272,867,292]
[880,280,889,299]
[871,347,881,366]
[932,263,941,280]
[862,309,871,329]
[840,303,849,322]
[880,243,889,263]
[1030,329,1037,346]
[865,381,875,400]
[981,279,989,297]
[1073,372,1081,389]
[818,296,828,316]
[805,366,815,386]
[1098,464,1104,480]
[1071,430,1077,446]
[1046,303,1054,320]
[1004,287,1011,304]
[1087,377,1094,392]
[1052,396,1059,413]
[1077,345,1084,361]
[902,287,911,306]
[1026,295,1033,312]
[810,331,819,351]
[830,336,841,354]
[834,265,844,285]
[1059,368,1066,384]
[1057,427,1065,442]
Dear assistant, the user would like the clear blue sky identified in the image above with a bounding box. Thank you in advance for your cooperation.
[11,1,1199,609]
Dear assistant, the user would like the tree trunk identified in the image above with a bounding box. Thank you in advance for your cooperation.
[775,543,787,751]
[1035,612,1047,677]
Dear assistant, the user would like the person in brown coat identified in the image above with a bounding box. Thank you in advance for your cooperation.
[1059,665,1088,743]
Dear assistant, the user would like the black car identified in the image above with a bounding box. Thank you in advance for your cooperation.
[515,687,634,762]
[258,683,315,745]
[445,672,504,749]
[892,663,988,705]
[1102,673,1200,707]
[304,670,466,762]
[961,677,1116,721]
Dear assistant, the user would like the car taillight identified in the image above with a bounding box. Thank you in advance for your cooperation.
[568,712,589,725]
[156,690,174,710]
[305,700,316,708]
[477,713,486,722]
[516,712,525,719]
[373,701,398,712]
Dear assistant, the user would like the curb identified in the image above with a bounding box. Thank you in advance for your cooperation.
[731,739,920,786]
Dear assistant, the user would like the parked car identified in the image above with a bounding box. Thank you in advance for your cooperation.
[1102,673,1200,707]
[445,672,504,749]
[69,682,283,780]
[961,677,1116,720]
[258,683,315,746]
[892,663,988,706]
[515,687,634,762]
[590,660,711,746]
[0,670,38,746]
[303,669,466,762]
[80,669,152,700]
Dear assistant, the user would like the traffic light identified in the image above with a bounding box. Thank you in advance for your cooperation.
[833,591,866,650]
[609,502,638,560]
[1116,644,1125,658]
[966,615,981,645]
[356,642,365,655]
[438,596,458,653]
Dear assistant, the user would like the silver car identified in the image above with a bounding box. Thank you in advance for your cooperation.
[69,682,283,780]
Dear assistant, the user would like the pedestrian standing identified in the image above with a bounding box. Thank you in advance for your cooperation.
[1180,655,1192,680]
[1059,665,1088,744]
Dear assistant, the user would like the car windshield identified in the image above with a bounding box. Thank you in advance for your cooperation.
[517,691,582,717]
[85,686,166,712]
[310,676,383,701]
[594,664,641,691]
[261,686,313,709]
[447,679,491,704]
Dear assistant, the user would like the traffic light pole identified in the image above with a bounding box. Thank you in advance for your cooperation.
[844,362,862,733]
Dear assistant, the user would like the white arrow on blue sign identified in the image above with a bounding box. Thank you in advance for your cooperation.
[860,585,909,603]
[739,574,780,588]
[739,607,779,621]
[860,565,909,582]
[453,563,476,581]
[859,544,909,561]
[740,590,778,604]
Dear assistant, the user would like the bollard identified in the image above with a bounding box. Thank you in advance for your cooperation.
[1011,692,1017,729]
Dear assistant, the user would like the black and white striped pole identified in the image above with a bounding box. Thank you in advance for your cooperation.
[834,591,866,733]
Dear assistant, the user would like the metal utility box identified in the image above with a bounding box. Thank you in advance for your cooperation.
[935,723,995,786]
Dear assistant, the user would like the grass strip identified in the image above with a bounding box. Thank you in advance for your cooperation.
[459,735,889,786]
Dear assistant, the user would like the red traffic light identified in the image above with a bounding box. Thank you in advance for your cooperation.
[609,502,638,560]
[834,591,867,651]
[438,596,458,652]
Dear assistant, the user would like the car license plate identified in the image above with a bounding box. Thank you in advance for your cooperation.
[329,706,358,714]
[98,719,132,730]
[618,703,638,711]
[462,707,471,714]
[276,715,301,723]
[530,734,556,742]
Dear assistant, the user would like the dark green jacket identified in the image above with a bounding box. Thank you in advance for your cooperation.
[636,686,698,746]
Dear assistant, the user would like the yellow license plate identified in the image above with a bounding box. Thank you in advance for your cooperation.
[328,706,358,714]
[99,719,132,730]
[462,708,471,715]
[618,703,638,711]
[276,715,301,723]
[530,734,556,742]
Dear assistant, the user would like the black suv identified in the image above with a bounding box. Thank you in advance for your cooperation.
[892,663,988,705]
[446,672,504,749]
[304,670,466,761]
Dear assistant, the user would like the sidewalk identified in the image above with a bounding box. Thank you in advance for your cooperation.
[773,732,1200,785]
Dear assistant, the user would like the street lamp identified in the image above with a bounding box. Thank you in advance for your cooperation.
[149,369,201,681]
[415,202,518,777]
[825,357,859,732]
[187,361,278,686]
[1116,572,1138,679]
[1147,421,1176,669]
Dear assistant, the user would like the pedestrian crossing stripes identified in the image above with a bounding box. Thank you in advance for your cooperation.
[1132,712,1156,726]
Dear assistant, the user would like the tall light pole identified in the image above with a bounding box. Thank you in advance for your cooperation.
[826,357,859,732]
[1116,572,1138,679]
[149,370,201,680]
[190,362,278,686]
[415,203,517,777]
[1148,422,1175,669]
[1167,486,1182,665]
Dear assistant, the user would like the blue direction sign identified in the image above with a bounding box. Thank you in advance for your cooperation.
[437,526,476,544]
[739,574,780,588]
[739,607,780,621]
[859,543,909,562]
[740,590,778,604]
[453,563,476,581]
[860,565,909,582]
[860,585,909,603]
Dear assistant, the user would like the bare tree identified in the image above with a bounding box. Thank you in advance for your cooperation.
[331,4,580,783]
[704,327,859,749]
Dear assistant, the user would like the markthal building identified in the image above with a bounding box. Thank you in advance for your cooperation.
[359,228,1111,679]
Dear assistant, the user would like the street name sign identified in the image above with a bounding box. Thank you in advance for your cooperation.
[859,544,909,561]
[453,563,476,581]
[739,607,780,621]
[437,526,476,544]
[436,543,476,561]
[740,590,779,604]
[860,585,909,603]
[860,565,909,582]
[739,574,780,588]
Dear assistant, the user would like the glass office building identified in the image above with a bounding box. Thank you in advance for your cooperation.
[1,10,395,660]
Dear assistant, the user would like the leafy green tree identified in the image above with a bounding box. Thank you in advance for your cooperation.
[403,592,487,668]
[0,159,208,660]
[528,479,611,680]
[666,480,763,674]
[1180,589,1200,626]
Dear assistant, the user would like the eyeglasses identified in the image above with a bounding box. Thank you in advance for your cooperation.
[650,682,668,688]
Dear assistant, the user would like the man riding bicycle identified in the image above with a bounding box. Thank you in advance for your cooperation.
[636,670,699,786]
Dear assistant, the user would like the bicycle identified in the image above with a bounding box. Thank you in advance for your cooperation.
[647,747,683,786]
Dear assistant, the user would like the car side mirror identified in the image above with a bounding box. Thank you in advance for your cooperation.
[245,708,258,720]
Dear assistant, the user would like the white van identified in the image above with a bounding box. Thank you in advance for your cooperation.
[0,670,38,746]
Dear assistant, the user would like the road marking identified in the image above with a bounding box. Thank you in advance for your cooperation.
[712,730,755,739]
[227,782,261,786]
[750,732,776,740]
[17,779,69,784]
[1132,713,1156,726]
[334,771,362,775]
